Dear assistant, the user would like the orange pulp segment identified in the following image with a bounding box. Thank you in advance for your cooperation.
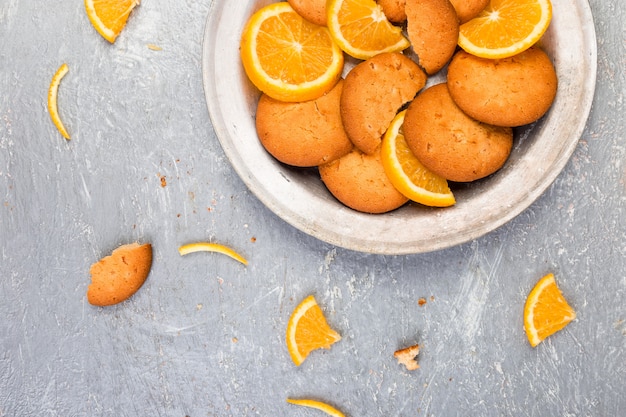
[326,0,410,60]
[84,0,140,43]
[240,2,344,102]
[458,0,552,59]
[286,295,341,366]
[524,273,576,347]
[381,110,455,207]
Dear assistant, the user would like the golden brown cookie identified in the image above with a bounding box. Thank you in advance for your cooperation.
[394,344,420,371]
[406,0,459,74]
[378,0,407,23]
[87,242,153,306]
[288,0,327,26]
[256,79,352,167]
[446,47,558,127]
[449,0,488,23]
[319,146,409,213]
[403,83,513,182]
[340,52,426,155]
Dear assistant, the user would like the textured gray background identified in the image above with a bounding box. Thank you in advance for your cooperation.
[1,1,624,416]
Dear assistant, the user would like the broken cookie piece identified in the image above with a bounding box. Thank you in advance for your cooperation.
[394,344,420,371]
[405,0,459,74]
[87,242,152,306]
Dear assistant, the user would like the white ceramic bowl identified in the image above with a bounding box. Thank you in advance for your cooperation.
[202,0,597,254]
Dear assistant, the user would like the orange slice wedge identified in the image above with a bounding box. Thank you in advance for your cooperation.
[178,242,248,266]
[286,295,341,366]
[47,63,71,140]
[240,2,344,102]
[85,0,140,43]
[381,110,455,207]
[524,273,576,347]
[458,0,552,59]
[287,398,346,417]
[326,0,410,60]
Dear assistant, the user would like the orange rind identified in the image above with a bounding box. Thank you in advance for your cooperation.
[178,242,248,266]
[287,398,346,417]
[47,63,71,140]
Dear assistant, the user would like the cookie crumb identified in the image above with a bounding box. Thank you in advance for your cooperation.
[394,344,420,371]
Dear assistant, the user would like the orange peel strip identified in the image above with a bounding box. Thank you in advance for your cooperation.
[287,398,346,417]
[178,242,248,266]
[47,63,70,140]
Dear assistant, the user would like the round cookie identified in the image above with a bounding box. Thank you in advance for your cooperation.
[403,83,513,182]
[449,0,488,23]
[287,0,327,26]
[378,0,407,23]
[341,52,427,155]
[447,47,558,127]
[256,79,352,167]
[406,0,459,75]
[319,146,409,213]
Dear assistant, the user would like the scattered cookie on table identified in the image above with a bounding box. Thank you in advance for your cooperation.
[394,343,420,371]
[87,242,152,306]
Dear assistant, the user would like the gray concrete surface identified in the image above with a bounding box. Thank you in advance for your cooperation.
[1,0,624,416]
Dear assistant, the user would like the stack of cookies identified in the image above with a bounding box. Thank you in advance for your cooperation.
[251,0,558,214]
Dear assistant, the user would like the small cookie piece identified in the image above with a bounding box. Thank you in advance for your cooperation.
[394,344,420,371]
[341,52,426,155]
[378,0,406,23]
[449,0,489,23]
[287,0,327,26]
[406,0,459,74]
[319,146,409,213]
[447,47,558,127]
[256,80,353,167]
[87,242,153,306]
[403,83,513,182]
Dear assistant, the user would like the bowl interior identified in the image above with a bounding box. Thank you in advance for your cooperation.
[202,0,597,254]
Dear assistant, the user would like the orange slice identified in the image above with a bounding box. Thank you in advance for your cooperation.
[524,273,576,347]
[286,295,341,366]
[458,0,552,59]
[326,0,410,60]
[381,110,455,207]
[178,242,248,266]
[47,63,71,140]
[84,0,140,43]
[287,398,346,417]
[240,2,344,102]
